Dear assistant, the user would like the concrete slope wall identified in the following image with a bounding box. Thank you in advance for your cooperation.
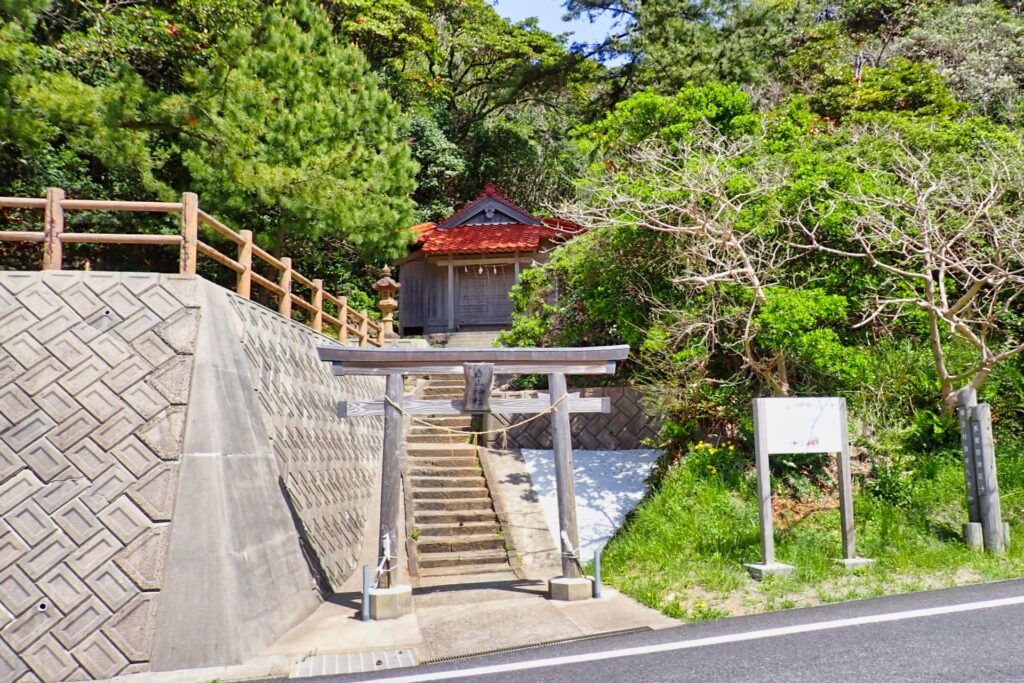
[149,282,320,671]
[226,295,384,591]
[0,273,386,682]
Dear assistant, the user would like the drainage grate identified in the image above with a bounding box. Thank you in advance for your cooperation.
[291,649,418,678]
[420,626,653,666]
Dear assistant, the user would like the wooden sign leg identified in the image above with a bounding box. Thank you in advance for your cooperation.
[837,398,856,560]
[548,372,582,580]
[835,398,873,569]
[379,373,404,588]
[744,398,793,579]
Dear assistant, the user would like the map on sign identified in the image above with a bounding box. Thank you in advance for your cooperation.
[756,397,845,454]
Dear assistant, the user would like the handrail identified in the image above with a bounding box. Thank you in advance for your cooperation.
[251,243,286,272]
[197,209,245,245]
[0,189,388,346]
[61,199,183,212]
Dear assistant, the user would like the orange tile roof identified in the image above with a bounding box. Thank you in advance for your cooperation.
[410,222,437,236]
[409,184,584,255]
[420,225,557,254]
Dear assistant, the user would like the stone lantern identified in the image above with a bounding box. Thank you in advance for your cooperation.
[373,266,400,339]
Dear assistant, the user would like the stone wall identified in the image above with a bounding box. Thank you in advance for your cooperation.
[0,272,387,681]
[492,386,662,451]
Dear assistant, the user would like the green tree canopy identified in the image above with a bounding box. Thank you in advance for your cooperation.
[177,1,418,256]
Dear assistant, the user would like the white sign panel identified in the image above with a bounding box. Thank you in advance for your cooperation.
[755,397,845,454]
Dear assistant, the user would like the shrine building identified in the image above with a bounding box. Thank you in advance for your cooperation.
[396,184,581,335]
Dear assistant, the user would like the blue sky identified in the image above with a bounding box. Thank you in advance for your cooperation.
[491,1,618,50]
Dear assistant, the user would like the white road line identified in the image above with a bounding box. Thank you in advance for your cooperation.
[361,595,1024,682]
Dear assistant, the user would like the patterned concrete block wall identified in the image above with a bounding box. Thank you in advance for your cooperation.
[227,295,384,591]
[0,271,200,683]
[493,386,663,451]
[1,273,388,681]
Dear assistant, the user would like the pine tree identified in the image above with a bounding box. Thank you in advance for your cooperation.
[178,0,418,258]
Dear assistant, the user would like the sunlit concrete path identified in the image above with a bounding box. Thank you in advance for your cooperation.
[291,579,1024,683]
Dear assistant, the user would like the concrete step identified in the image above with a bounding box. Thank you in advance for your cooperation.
[414,509,497,524]
[422,388,463,398]
[410,425,471,434]
[417,549,509,569]
[410,475,486,489]
[411,488,490,500]
[418,534,505,553]
[406,433,473,444]
[407,443,477,457]
[416,521,500,537]
[408,465,482,478]
[413,497,493,511]
[413,416,473,428]
[425,381,466,389]
[406,456,479,468]
[418,564,513,578]
[444,332,502,348]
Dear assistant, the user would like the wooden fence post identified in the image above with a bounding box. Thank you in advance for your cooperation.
[339,297,349,344]
[42,187,65,270]
[237,229,253,298]
[359,311,369,347]
[179,192,198,275]
[312,278,324,333]
[278,257,292,318]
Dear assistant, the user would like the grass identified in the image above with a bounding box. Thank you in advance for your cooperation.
[601,445,1024,623]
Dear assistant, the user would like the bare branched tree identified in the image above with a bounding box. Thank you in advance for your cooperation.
[564,129,797,395]
[793,128,1024,411]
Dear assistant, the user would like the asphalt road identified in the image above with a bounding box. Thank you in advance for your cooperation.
[295,579,1024,682]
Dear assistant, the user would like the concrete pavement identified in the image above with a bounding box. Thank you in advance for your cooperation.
[291,578,1024,682]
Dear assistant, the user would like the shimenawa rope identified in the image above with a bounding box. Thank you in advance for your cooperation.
[383,393,569,437]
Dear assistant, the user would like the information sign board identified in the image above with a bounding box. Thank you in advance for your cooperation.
[757,397,845,455]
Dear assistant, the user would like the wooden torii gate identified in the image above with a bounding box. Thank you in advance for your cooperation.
[316,344,630,612]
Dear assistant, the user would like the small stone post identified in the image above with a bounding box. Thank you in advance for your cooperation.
[958,388,984,549]
[373,266,401,340]
[972,403,1006,554]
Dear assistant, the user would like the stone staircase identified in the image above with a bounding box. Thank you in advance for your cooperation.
[443,330,502,348]
[407,376,513,579]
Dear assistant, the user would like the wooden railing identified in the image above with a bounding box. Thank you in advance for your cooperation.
[0,188,385,346]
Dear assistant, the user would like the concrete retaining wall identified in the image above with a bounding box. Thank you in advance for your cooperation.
[492,386,662,450]
[225,293,384,591]
[0,272,385,681]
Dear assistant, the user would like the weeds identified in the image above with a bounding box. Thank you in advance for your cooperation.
[602,437,1024,623]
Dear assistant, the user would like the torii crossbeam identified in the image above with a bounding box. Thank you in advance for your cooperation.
[316,344,630,611]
